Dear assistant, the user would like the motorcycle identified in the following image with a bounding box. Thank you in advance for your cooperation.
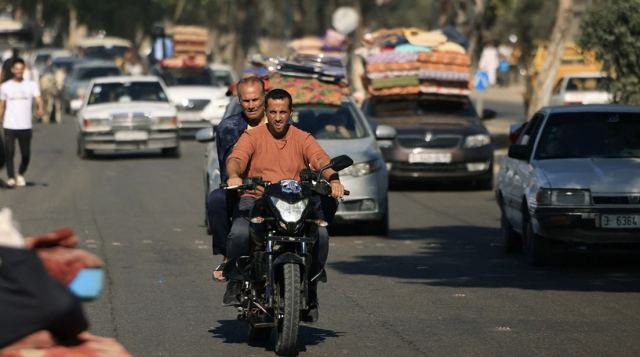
[221,155,352,356]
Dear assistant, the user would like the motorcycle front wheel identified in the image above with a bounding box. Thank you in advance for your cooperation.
[275,263,301,356]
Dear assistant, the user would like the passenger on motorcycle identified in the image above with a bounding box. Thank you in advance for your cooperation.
[208,76,267,280]
[223,88,345,320]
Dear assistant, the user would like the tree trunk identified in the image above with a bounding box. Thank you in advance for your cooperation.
[466,0,486,69]
[527,0,574,116]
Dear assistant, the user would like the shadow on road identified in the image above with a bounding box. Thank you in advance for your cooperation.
[330,225,640,293]
[208,319,344,352]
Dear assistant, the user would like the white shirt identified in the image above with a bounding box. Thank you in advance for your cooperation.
[1,79,40,130]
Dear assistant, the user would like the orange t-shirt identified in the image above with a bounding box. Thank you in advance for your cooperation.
[227,124,330,188]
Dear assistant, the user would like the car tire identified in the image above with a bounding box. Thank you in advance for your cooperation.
[77,136,93,159]
[474,169,494,191]
[523,214,549,266]
[501,211,521,253]
[162,146,180,158]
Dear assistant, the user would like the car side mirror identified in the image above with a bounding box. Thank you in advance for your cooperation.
[327,155,353,172]
[507,144,530,161]
[195,127,215,143]
[481,109,497,120]
[375,125,396,140]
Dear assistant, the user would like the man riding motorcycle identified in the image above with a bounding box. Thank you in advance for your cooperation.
[223,88,345,320]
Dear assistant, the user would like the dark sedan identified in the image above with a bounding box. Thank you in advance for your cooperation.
[362,94,495,189]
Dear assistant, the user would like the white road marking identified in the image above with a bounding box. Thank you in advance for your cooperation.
[453,293,467,297]
[173,228,182,232]
[112,242,122,246]
[142,240,152,244]
[375,243,385,247]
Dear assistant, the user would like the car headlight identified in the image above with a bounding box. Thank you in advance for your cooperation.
[270,197,308,223]
[340,159,382,177]
[464,134,491,148]
[536,188,592,206]
[82,118,110,132]
[153,116,177,129]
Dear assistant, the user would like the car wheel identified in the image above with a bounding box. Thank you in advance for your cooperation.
[500,210,521,253]
[474,168,494,191]
[162,146,180,158]
[77,136,93,159]
[523,214,549,266]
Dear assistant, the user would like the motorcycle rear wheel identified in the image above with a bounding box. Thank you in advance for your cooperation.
[275,263,301,356]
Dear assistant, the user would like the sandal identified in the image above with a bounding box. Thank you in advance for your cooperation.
[212,261,227,282]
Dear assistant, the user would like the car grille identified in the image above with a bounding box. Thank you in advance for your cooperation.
[111,113,150,130]
[177,99,210,112]
[593,195,640,205]
[396,135,462,149]
[393,162,467,172]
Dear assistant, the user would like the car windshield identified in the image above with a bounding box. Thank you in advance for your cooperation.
[87,81,169,105]
[75,66,121,80]
[370,95,476,118]
[84,46,130,61]
[210,69,233,86]
[535,112,640,159]
[292,103,368,139]
[565,77,608,92]
[160,67,226,86]
[50,59,77,74]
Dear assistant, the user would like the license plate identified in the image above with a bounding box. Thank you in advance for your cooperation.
[600,215,640,228]
[115,130,148,141]
[178,112,201,122]
[408,152,452,164]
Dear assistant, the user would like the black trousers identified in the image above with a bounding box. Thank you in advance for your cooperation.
[4,128,32,179]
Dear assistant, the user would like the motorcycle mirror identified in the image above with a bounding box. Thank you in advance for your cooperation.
[328,155,353,172]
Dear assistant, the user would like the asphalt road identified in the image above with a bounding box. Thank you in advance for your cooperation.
[2,117,640,357]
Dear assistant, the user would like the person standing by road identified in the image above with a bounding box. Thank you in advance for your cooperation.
[0,58,44,188]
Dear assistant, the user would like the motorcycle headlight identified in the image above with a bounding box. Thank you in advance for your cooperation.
[270,197,309,223]
[464,134,491,148]
[340,159,381,177]
[536,188,592,206]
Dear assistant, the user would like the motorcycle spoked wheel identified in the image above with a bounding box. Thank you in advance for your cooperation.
[274,263,301,356]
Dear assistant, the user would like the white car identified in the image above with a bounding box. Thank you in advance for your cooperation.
[549,72,612,106]
[76,76,180,158]
[495,105,640,265]
[156,64,235,136]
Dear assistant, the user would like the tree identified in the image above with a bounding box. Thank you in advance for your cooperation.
[579,0,640,104]
[527,0,573,116]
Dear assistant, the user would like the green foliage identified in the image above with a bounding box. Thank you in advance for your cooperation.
[579,0,640,104]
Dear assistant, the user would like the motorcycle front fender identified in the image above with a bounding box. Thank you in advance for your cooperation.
[272,252,305,269]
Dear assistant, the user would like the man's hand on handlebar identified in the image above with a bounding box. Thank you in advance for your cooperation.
[330,181,346,199]
[227,176,243,188]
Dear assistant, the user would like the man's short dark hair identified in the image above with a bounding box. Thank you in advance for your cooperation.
[265,88,293,110]
[10,57,25,67]
[236,76,265,98]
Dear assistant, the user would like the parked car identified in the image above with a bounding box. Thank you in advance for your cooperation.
[196,98,391,234]
[495,105,640,265]
[154,64,232,136]
[549,72,612,106]
[76,76,179,158]
[65,61,123,113]
[361,94,495,189]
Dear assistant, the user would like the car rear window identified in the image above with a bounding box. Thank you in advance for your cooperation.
[87,81,169,105]
[565,77,608,92]
[535,112,640,159]
[292,103,368,139]
[369,95,476,118]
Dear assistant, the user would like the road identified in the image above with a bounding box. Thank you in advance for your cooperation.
[2,115,640,357]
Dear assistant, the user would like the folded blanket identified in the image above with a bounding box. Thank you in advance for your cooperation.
[370,76,420,89]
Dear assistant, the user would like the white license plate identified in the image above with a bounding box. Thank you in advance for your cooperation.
[601,215,640,228]
[408,152,452,164]
[115,130,148,141]
[178,112,201,122]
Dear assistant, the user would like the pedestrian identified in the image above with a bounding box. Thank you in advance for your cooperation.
[0,58,44,188]
[478,41,500,86]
